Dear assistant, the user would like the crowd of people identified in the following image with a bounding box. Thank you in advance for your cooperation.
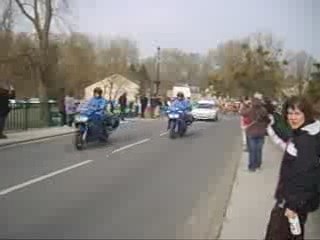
[239,93,320,239]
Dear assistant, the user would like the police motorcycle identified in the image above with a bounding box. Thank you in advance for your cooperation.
[74,109,120,150]
[166,107,192,139]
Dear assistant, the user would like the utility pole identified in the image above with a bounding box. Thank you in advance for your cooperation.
[155,46,161,95]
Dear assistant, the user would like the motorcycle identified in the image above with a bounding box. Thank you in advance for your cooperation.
[74,111,120,150]
[166,108,188,139]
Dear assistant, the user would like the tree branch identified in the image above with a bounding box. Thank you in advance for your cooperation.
[43,0,53,37]
[33,0,40,29]
[14,0,37,26]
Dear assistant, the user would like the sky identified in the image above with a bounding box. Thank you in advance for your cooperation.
[18,0,320,59]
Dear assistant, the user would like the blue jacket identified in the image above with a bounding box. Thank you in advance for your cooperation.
[170,99,191,112]
[81,97,108,116]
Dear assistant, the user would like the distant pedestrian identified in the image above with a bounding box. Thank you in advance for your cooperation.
[65,90,77,127]
[240,95,270,172]
[140,95,148,118]
[109,99,115,113]
[118,92,127,121]
[265,96,320,240]
[0,80,15,139]
[58,88,66,126]
[150,94,158,118]
[239,96,251,151]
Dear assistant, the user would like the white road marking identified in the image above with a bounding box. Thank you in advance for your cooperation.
[111,138,150,154]
[0,160,93,196]
[160,131,168,136]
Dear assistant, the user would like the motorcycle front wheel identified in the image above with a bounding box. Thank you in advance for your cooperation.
[179,125,187,137]
[75,131,86,150]
[169,120,177,139]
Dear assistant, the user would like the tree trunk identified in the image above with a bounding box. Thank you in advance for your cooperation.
[298,78,303,96]
[38,68,49,124]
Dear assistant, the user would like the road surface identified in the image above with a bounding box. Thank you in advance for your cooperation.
[0,117,241,239]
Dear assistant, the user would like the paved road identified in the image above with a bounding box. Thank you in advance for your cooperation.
[0,117,241,239]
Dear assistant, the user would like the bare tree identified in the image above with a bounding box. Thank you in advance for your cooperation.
[0,0,14,32]
[14,0,68,104]
[205,33,285,97]
[100,75,128,101]
[294,51,314,95]
[95,37,139,77]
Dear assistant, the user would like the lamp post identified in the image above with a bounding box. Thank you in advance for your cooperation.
[154,46,161,95]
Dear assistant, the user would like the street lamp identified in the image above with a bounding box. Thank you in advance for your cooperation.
[154,46,161,95]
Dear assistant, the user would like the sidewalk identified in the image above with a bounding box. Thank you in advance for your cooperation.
[219,139,320,239]
[0,126,76,147]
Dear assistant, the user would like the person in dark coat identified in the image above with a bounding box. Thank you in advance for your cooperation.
[118,92,127,121]
[150,94,158,118]
[240,97,270,171]
[0,80,15,139]
[58,88,66,126]
[140,95,148,118]
[265,96,320,240]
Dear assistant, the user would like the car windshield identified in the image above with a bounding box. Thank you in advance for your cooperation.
[197,103,215,109]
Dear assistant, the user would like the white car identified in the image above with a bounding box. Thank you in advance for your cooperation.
[191,100,219,121]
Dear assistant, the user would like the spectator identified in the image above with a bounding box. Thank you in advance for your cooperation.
[128,101,134,117]
[58,88,66,126]
[155,95,162,118]
[140,94,148,118]
[239,96,251,151]
[65,90,77,127]
[108,98,115,113]
[150,94,158,118]
[265,96,320,239]
[118,92,127,121]
[0,80,15,139]
[240,96,270,172]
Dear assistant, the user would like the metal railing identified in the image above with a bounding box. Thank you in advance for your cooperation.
[5,100,61,131]
[5,100,142,132]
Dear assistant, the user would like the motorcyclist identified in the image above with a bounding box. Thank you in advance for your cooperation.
[168,92,193,128]
[80,87,109,139]
[171,92,191,111]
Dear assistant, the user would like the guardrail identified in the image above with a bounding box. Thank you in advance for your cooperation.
[5,101,61,131]
[5,100,140,132]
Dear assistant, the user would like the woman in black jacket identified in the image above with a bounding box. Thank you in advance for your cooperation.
[265,96,320,240]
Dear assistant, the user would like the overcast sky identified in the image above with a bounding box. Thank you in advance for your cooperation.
[19,0,320,58]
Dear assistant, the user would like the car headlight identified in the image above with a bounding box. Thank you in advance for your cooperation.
[75,115,88,122]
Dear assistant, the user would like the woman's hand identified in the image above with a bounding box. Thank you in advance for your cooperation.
[285,208,297,218]
[268,114,275,125]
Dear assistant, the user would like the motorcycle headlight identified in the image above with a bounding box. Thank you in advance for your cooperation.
[168,113,179,119]
[75,115,88,123]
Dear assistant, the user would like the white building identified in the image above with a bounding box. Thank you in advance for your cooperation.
[84,74,139,102]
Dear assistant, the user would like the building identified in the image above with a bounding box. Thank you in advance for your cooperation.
[84,74,139,102]
[84,65,151,102]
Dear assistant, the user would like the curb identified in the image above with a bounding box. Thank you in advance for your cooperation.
[216,138,243,240]
[0,130,76,149]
